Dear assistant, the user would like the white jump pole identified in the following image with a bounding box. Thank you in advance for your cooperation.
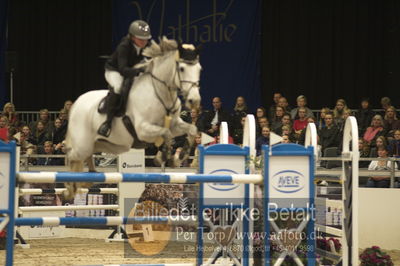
[219,121,229,144]
[305,122,318,161]
[341,116,359,266]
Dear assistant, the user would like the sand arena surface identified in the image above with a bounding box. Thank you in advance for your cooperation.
[0,238,197,266]
[1,238,400,265]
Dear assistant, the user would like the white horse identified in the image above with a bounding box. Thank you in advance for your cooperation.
[64,37,201,199]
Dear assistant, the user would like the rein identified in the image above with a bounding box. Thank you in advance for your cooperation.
[147,60,199,116]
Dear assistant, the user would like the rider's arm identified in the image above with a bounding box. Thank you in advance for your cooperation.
[116,42,142,78]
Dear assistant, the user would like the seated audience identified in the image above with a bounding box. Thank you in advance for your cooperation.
[33,121,50,151]
[0,115,9,142]
[202,97,231,137]
[355,98,374,136]
[367,148,391,188]
[256,116,269,138]
[256,126,270,156]
[50,118,67,146]
[231,96,248,133]
[387,129,400,170]
[268,92,282,120]
[383,106,400,138]
[363,115,387,147]
[318,112,340,155]
[29,109,53,135]
[293,107,309,141]
[274,114,292,135]
[2,102,21,130]
[255,107,267,120]
[290,95,313,120]
[333,98,351,127]
[358,138,371,168]
[270,106,285,132]
[37,141,64,166]
[277,97,292,114]
[233,115,246,145]
[317,107,330,130]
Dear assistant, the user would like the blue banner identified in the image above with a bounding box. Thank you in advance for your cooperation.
[0,0,8,108]
[112,0,261,112]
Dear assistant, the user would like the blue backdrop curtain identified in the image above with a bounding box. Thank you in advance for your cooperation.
[0,0,8,108]
[112,0,262,112]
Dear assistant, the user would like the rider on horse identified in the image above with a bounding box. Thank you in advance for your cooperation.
[98,20,151,137]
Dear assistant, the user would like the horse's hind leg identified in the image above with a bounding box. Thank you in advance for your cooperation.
[63,160,84,200]
[86,155,96,172]
[78,156,96,190]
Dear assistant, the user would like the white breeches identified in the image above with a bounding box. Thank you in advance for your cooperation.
[105,69,123,94]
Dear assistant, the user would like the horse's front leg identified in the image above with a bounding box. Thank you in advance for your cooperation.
[136,121,173,143]
[170,117,198,138]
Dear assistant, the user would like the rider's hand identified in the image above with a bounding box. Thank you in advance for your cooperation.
[134,66,146,75]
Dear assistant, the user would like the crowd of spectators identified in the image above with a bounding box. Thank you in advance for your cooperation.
[0,100,72,165]
[1,94,399,187]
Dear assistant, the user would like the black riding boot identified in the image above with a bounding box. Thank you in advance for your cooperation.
[97,91,121,137]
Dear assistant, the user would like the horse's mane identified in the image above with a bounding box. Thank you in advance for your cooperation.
[136,36,196,70]
[142,36,178,58]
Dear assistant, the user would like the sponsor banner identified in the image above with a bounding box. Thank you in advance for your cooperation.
[203,155,245,206]
[268,156,310,208]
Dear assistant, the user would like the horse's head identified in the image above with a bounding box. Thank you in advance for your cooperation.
[175,43,202,110]
[142,37,202,110]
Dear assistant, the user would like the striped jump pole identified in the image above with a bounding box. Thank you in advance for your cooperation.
[0,216,198,227]
[17,172,263,184]
[19,187,119,195]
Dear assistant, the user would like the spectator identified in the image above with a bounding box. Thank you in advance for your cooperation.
[202,97,231,137]
[187,107,204,132]
[256,116,269,138]
[277,97,292,114]
[189,133,202,168]
[338,109,352,133]
[333,99,351,126]
[256,126,270,156]
[363,115,386,147]
[358,138,371,168]
[317,107,330,130]
[379,97,392,116]
[29,109,53,135]
[297,116,316,145]
[268,92,282,120]
[231,96,248,133]
[0,115,9,142]
[293,107,309,139]
[281,125,296,143]
[50,118,67,146]
[2,102,20,129]
[281,135,290,143]
[255,107,267,120]
[383,106,400,138]
[37,141,63,166]
[318,112,340,154]
[233,115,247,145]
[367,148,391,188]
[290,95,313,120]
[274,114,292,135]
[355,98,374,136]
[63,100,73,116]
[387,129,400,170]
[375,136,388,152]
[33,121,50,151]
[270,106,285,132]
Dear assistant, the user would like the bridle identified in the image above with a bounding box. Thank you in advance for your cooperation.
[148,59,200,115]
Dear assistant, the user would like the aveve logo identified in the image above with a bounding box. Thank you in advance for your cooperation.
[271,170,305,193]
[207,169,240,191]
